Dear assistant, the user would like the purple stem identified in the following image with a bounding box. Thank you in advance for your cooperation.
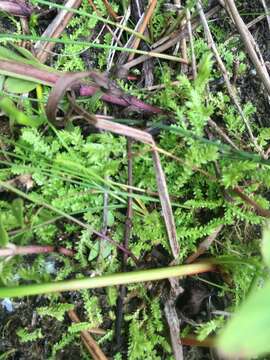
[0,245,74,257]
[0,60,164,114]
[80,86,163,114]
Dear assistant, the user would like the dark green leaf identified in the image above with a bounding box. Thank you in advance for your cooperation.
[4,77,37,94]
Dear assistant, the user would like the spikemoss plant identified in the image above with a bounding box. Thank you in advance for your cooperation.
[0,11,269,356]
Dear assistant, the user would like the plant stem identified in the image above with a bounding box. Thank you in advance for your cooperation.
[0,262,214,298]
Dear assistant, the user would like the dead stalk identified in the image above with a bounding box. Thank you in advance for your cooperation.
[127,0,158,62]
[185,225,223,264]
[34,0,82,63]
[186,8,197,78]
[224,0,270,97]
[197,1,263,155]
[68,310,108,360]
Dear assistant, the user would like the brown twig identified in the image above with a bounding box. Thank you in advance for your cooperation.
[122,5,220,71]
[34,0,82,63]
[97,176,109,264]
[185,225,223,264]
[225,14,266,44]
[232,186,270,218]
[127,0,157,62]
[115,138,133,349]
[68,309,108,360]
[102,0,118,20]
[208,118,239,151]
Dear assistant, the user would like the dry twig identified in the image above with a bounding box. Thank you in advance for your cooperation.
[185,225,223,264]
[223,0,270,96]
[120,5,220,72]
[174,0,188,73]
[102,0,118,20]
[68,309,108,360]
[208,118,239,150]
[164,295,184,360]
[197,1,263,155]
[34,0,82,63]
[186,8,197,78]
[127,0,157,62]
[115,138,133,349]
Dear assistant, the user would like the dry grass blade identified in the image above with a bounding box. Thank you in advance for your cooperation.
[69,98,154,144]
[185,225,223,264]
[260,0,270,33]
[152,149,179,259]
[164,297,183,360]
[68,309,108,360]
[46,71,91,123]
[102,0,118,20]
[0,0,33,17]
[197,1,263,155]
[122,5,220,71]
[34,0,82,63]
[0,245,74,257]
[186,8,197,78]
[0,59,60,85]
[224,0,270,96]
[127,0,157,62]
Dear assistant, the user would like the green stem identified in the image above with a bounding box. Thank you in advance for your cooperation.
[0,34,183,63]
[0,263,213,298]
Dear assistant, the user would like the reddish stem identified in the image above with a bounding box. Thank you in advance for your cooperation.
[180,335,215,348]
[0,59,163,114]
[0,245,74,257]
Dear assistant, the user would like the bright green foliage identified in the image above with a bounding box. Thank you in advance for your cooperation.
[81,290,103,327]
[68,322,95,334]
[0,97,44,127]
[0,5,270,356]
[127,299,171,360]
[37,303,74,321]
[196,316,225,341]
[16,328,43,343]
[49,332,78,360]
